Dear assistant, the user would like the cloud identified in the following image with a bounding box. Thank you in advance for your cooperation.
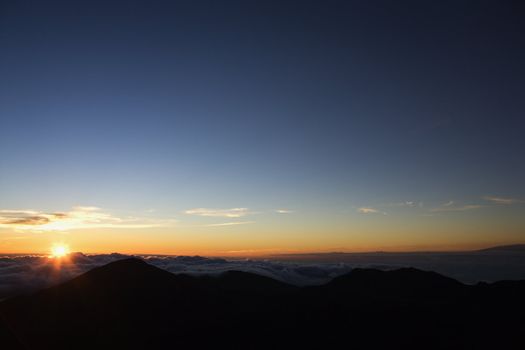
[390,201,417,207]
[184,208,252,218]
[430,203,483,212]
[3,249,525,300]
[205,221,255,227]
[0,212,50,226]
[73,206,101,212]
[357,207,379,214]
[275,209,293,214]
[0,210,59,227]
[483,196,523,205]
[0,207,168,231]
[0,253,129,300]
[0,253,355,300]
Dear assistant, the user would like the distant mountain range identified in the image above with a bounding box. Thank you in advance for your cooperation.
[476,244,525,252]
[271,243,525,256]
[1,258,524,349]
[271,243,525,283]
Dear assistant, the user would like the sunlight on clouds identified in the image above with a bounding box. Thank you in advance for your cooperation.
[357,207,379,214]
[205,221,255,227]
[184,208,252,218]
[0,207,171,232]
[276,209,293,214]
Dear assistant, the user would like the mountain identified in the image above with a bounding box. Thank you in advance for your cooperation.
[1,258,524,349]
[327,267,462,290]
[0,319,24,350]
[477,244,525,253]
[322,267,465,300]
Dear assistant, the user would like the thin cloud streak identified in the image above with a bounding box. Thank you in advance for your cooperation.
[184,208,253,218]
[276,209,293,214]
[205,221,255,227]
[389,201,417,207]
[483,196,523,205]
[431,203,483,212]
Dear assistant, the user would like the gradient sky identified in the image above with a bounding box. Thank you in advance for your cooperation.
[1,0,524,255]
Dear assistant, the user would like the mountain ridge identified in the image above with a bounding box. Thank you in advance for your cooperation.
[1,258,524,349]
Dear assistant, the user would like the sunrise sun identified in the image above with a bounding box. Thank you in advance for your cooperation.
[51,244,70,258]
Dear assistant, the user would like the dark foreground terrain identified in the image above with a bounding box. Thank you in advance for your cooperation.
[1,258,524,349]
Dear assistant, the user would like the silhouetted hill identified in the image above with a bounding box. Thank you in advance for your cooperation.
[1,258,524,349]
[329,267,462,290]
[0,320,24,350]
[323,267,465,300]
[212,270,296,294]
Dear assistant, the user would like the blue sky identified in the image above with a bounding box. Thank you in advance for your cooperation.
[0,0,524,254]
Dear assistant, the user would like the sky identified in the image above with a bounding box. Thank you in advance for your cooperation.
[0,0,524,255]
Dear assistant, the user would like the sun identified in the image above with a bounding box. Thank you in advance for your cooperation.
[51,244,70,258]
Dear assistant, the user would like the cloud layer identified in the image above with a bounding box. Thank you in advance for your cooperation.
[0,253,354,300]
[2,249,525,301]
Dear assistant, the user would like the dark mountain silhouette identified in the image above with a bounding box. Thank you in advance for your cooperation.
[321,267,465,301]
[0,319,24,350]
[327,267,462,290]
[477,244,525,253]
[1,258,524,349]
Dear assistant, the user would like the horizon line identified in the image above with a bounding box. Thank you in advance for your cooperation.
[2,243,524,258]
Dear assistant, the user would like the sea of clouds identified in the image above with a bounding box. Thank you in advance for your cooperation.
[2,250,525,301]
[0,253,359,300]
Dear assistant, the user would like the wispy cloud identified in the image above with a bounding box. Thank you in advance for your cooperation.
[357,207,379,214]
[430,202,483,212]
[73,206,101,212]
[184,208,252,218]
[483,196,523,205]
[275,209,293,214]
[205,221,255,227]
[390,201,417,207]
[0,207,170,231]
